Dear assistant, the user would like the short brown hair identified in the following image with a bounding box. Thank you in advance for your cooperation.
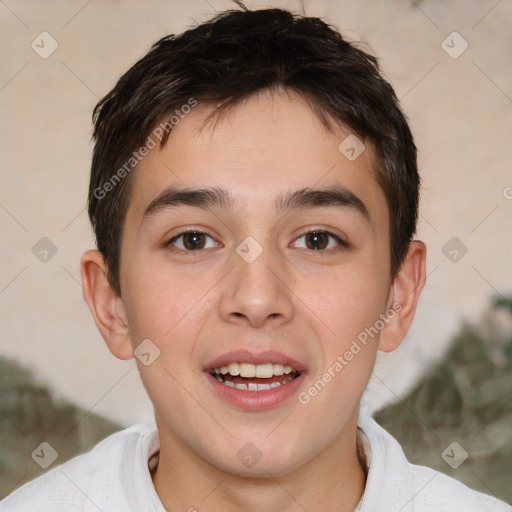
[88,7,419,296]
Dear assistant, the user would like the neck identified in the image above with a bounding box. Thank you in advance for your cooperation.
[152,415,367,512]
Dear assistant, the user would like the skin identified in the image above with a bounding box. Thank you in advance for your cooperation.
[81,87,426,512]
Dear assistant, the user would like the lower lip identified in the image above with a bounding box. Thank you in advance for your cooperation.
[204,371,306,411]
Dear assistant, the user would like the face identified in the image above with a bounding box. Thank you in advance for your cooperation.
[115,89,393,476]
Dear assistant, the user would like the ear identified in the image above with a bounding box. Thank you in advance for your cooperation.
[80,250,134,360]
[379,240,427,353]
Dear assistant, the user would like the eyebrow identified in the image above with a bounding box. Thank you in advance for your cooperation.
[142,184,370,222]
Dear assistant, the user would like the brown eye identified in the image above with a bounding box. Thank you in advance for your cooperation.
[305,231,329,250]
[167,231,217,251]
[182,232,207,250]
[292,230,346,251]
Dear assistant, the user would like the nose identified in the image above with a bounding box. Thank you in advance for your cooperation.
[218,241,295,329]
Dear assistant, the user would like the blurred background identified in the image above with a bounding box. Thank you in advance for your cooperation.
[1,0,511,503]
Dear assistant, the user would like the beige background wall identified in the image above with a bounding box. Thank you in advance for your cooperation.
[1,0,511,426]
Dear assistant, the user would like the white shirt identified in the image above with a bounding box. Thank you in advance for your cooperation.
[1,414,510,511]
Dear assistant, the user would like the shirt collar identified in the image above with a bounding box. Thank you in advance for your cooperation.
[136,414,414,512]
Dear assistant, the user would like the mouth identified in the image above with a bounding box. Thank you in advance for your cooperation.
[204,351,307,410]
[208,362,301,391]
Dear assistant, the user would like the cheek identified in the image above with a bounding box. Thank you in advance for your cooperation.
[305,261,388,407]
[121,255,210,343]
[297,270,385,422]
[122,264,209,409]
[121,259,215,402]
[306,263,388,346]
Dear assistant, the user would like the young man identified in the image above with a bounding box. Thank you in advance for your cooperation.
[1,6,509,512]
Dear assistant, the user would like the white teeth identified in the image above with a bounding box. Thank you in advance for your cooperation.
[255,363,274,378]
[245,382,279,391]
[213,373,296,391]
[239,363,256,378]
[273,364,284,375]
[227,363,240,376]
[211,362,298,378]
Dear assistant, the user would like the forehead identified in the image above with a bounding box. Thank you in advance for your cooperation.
[124,89,388,231]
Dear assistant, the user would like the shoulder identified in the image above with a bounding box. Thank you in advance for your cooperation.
[0,423,156,512]
[408,462,511,511]
[358,414,511,512]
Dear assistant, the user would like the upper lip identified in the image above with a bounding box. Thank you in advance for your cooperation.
[205,350,307,372]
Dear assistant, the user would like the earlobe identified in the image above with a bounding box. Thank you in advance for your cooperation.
[80,250,134,360]
[379,240,427,353]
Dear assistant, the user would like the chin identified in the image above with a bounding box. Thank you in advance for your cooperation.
[203,437,308,479]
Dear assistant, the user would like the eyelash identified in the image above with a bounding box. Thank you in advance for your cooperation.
[165,227,348,253]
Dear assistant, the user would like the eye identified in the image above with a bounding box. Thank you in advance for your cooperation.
[166,230,219,251]
[165,229,346,253]
[291,230,347,251]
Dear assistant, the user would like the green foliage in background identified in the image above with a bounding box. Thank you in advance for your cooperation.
[0,360,122,499]
[376,296,512,503]
[1,297,511,503]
